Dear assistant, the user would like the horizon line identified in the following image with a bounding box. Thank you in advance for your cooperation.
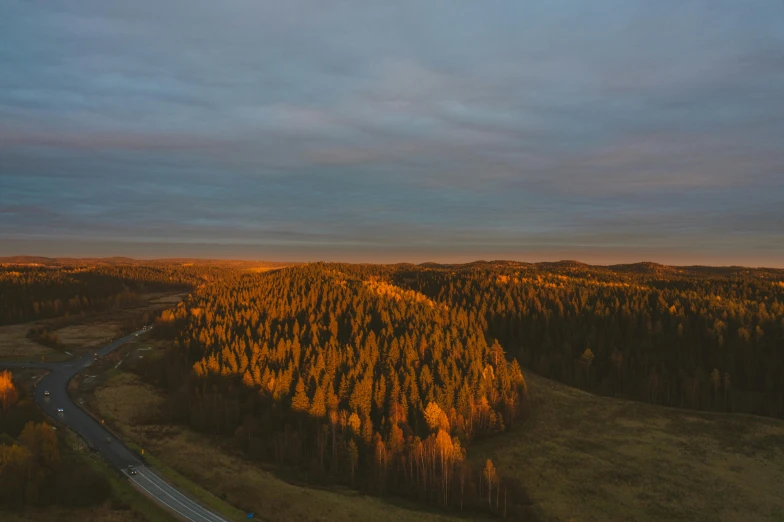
[2,254,783,271]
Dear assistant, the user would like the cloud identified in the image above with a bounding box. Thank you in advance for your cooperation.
[0,0,782,265]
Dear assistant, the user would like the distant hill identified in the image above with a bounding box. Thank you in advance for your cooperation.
[2,255,781,277]
[0,256,295,270]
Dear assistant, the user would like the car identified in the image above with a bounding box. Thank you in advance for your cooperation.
[44,390,50,397]
[57,407,64,413]
[128,465,138,475]
[105,437,112,443]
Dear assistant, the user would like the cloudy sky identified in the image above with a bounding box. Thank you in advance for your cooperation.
[1,1,783,265]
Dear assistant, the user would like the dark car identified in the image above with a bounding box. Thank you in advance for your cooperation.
[128,465,138,475]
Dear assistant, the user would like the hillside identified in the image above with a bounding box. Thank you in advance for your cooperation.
[472,371,784,521]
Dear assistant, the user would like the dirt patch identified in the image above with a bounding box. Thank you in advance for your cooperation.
[471,372,784,522]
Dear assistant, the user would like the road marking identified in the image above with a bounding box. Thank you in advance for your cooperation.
[129,474,199,522]
[142,471,228,522]
[131,469,227,522]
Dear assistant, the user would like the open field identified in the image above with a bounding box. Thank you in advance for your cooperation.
[471,372,784,522]
[90,372,480,522]
[148,294,185,305]
[0,322,55,359]
[0,293,185,361]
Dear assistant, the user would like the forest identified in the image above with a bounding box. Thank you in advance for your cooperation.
[134,260,784,515]
[141,264,526,515]
[3,259,783,516]
[0,262,234,325]
[394,261,784,417]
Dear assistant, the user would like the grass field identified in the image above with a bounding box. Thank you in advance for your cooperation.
[0,322,55,360]
[86,362,784,521]
[91,372,481,522]
[471,372,784,522]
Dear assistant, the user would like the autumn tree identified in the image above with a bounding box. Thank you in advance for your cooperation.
[291,378,310,413]
[0,371,18,411]
[19,422,60,471]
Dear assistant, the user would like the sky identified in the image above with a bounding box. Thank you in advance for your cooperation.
[1,1,783,266]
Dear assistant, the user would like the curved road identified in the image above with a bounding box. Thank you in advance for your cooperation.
[1,329,229,522]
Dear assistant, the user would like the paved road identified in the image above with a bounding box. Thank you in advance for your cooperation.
[1,329,229,522]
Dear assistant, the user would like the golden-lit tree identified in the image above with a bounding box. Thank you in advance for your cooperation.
[483,459,498,508]
[424,402,444,432]
[0,370,18,411]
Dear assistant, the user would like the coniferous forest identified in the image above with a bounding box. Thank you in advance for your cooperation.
[0,261,240,325]
[147,263,527,514]
[3,259,784,515]
[132,260,784,515]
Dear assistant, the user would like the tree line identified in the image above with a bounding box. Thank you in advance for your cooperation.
[393,261,784,418]
[0,263,232,325]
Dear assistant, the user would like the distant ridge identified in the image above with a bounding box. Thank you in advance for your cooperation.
[1,256,781,276]
[534,260,590,270]
[608,261,676,275]
[411,259,784,277]
[0,256,295,269]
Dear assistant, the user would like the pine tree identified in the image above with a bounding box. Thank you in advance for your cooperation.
[291,377,310,413]
[309,386,327,417]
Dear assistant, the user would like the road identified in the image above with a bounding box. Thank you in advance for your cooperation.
[1,329,230,522]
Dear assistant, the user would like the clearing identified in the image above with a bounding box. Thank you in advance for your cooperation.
[471,372,784,521]
[0,322,54,360]
[0,293,185,362]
